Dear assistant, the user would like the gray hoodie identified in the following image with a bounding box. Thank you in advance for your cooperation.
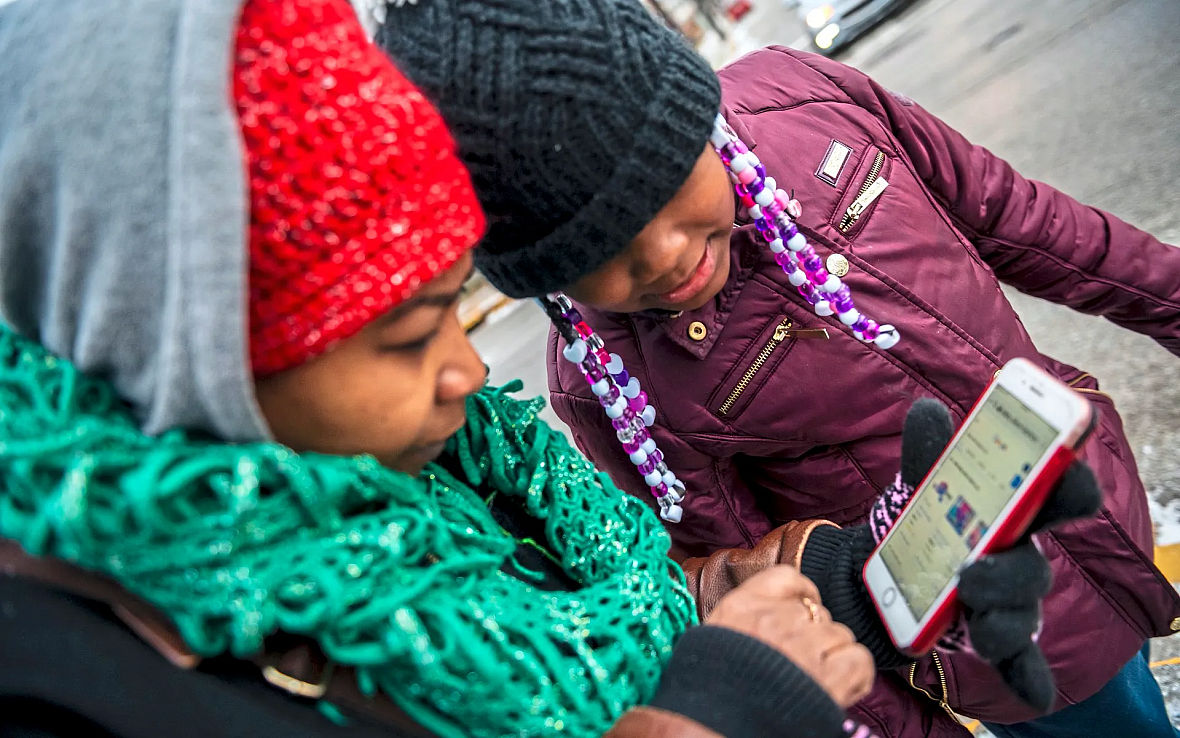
[0,0,271,441]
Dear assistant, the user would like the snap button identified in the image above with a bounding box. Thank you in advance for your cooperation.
[826,253,850,278]
[1171,617,1180,633]
[688,321,708,341]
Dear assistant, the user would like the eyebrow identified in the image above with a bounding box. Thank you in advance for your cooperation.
[375,265,475,325]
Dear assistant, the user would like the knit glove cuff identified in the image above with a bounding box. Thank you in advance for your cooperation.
[650,625,847,738]
[799,525,911,670]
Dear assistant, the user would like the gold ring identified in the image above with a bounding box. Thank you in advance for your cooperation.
[801,596,820,622]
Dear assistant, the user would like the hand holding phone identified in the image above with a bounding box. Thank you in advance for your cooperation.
[799,362,1102,712]
[862,360,1103,709]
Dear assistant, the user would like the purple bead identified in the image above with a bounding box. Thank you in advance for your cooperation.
[582,363,607,382]
[834,297,855,313]
[862,322,881,341]
[774,251,793,269]
[649,449,664,466]
[600,388,620,406]
[622,438,643,454]
[634,428,651,445]
[722,143,740,159]
[564,308,583,324]
[638,459,657,475]
[852,315,871,332]
[754,164,767,180]
[803,256,823,273]
[834,285,852,302]
[628,391,648,413]
[747,179,765,196]
[812,268,830,284]
[611,415,631,431]
[651,482,671,498]
[784,224,799,241]
[612,369,630,386]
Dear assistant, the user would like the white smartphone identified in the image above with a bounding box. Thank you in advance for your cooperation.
[862,358,1095,655]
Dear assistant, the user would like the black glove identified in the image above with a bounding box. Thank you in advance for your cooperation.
[800,398,1102,712]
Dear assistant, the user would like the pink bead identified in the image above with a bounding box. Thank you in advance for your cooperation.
[862,321,880,341]
[740,193,756,209]
[574,321,594,339]
[628,391,648,413]
[623,439,642,454]
[737,167,758,185]
[651,482,670,498]
[775,189,790,209]
[594,348,610,366]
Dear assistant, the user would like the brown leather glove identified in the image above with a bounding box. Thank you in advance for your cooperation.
[678,519,837,618]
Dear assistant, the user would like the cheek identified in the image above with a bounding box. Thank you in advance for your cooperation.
[258,352,435,460]
[566,264,640,312]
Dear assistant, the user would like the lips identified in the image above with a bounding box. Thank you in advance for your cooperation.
[657,243,716,306]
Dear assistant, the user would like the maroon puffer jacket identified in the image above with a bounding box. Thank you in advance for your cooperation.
[549,47,1180,738]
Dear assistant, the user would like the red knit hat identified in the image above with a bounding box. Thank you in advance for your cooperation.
[234,0,485,376]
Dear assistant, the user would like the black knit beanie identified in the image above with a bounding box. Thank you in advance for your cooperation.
[375,0,722,298]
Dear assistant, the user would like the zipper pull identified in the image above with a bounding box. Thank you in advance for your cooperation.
[781,327,830,340]
[847,176,889,219]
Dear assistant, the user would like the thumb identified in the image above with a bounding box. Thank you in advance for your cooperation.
[901,398,955,488]
[997,646,1056,713]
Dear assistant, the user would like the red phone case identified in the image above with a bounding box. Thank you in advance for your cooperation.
[864,394,1096,656]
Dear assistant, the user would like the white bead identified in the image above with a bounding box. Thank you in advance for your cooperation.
[662,471,677,487]
[710,126,731,149]
[644,470,663,486]
[754,188,775,208]
[562,339,587,364]
[641,405,656,426]
[591,378,610,396]
[769,238,786,254]
[839,308,861,326]
[788,269,807,286]
[747,204,762,220]
[729,154,750,173]
[605,396,626,419]
[622,377,641,399]
[629,448,649,465]
[875,325,901,349]
[641,437,657,454]
[746,153,761,168]
[815,300,834,317]
[606,353,624,374]
[660,504,684,523]
[787,234,807,251]
[821,275,842,293]
[764,177,777,193]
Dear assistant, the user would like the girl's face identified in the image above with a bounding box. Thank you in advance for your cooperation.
[564,145,735,314]
[254,254,487,475]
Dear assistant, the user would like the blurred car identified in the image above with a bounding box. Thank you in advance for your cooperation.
[789,0,914,55]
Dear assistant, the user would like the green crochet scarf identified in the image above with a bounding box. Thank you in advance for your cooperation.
[0,326,696,738]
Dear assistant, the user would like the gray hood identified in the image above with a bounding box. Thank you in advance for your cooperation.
[0,0,272,441]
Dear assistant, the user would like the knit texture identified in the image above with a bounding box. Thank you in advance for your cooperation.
[0,326,696,738]
[650,625,848,738]
[799,525,911,670]
[237,0,485,376]
[375,0,722,298]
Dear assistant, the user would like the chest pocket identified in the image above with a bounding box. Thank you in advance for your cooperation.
[708,313,829,421]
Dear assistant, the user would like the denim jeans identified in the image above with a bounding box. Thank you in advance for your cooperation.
[984,644,1177,738]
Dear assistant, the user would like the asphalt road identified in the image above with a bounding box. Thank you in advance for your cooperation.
[471,0,1180,722]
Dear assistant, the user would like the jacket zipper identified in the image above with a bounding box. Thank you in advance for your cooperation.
[908,651,960,722]
[838,151,887,233]
[718,319,828,416]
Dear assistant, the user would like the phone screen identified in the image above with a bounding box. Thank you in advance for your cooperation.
[879,386,1058,620]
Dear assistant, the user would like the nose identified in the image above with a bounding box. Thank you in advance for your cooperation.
[632,228,691,289]
[435,315,487,404]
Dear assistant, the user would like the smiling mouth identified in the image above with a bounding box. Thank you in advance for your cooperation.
[657,242,716,305]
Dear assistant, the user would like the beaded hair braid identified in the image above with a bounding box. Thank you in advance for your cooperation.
[545,115,901,524]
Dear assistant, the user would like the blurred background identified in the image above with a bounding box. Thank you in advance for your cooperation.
[458,0,1180,728]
